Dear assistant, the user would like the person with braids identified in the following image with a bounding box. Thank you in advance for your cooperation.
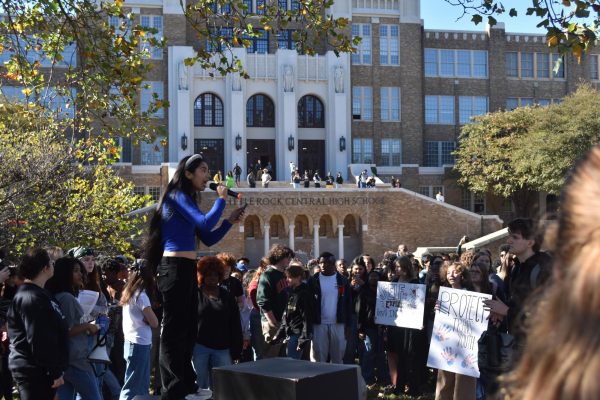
[143,154,245,400]
[501,146,600,400]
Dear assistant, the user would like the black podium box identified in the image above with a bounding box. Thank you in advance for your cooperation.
[213,357,358,400]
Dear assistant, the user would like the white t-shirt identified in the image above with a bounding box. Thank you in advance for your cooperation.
[122,290,152,345]
[319,273,338,324]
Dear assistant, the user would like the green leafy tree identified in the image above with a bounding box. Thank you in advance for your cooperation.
[444,0,599,60]
[0,102,149,257]
[453,106,539,217]
[513,84,600,194]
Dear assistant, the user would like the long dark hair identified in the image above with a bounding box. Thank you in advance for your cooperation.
[46,257,83,296]
[143,154,206,270]
[120,259,156,305]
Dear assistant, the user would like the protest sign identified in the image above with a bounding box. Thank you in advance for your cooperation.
[374,281,426,330]
[427,287,492,378]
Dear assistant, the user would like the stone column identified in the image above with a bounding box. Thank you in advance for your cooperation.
[288,224,295,251]
[313,224,320,258]
[264,224,270,256]
[338,224,345,260]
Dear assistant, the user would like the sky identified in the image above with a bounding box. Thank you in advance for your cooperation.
[420,0,549,34]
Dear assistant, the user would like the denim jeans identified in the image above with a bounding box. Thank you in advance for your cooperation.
[192,344,232,390]
[57,366,103,400]
[286,334,302,360]
[119,341,151,400]
[156,257,198,400]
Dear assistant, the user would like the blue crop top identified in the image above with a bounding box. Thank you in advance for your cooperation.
[161,191,232,251]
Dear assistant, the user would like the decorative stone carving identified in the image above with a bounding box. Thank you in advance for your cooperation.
[178,61,189,91]
[283,65,294,92]
[334,66,344,94]
[232,72,242,91]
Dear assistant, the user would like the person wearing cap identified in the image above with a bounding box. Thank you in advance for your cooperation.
[143,154,245,400]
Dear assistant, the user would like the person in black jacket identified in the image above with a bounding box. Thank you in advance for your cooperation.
[307,252,352,364]
[192,256,242,398]
[8,248,68,400]
[273,264,313,359]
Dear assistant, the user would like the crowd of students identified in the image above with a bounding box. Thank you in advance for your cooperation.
[3,146,600,400]
[0,221,547,400]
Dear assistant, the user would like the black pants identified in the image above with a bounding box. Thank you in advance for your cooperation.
[157,257,198,400]
[14,375,55,400]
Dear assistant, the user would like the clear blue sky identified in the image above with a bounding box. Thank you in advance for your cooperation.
[420,0,547,34]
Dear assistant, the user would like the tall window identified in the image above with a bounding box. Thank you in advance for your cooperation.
[206,27,233,52]
[140,15,163,59]
[425,95,454,125]
[119,137,132,163]
[379,25,399,65]
[425,49,487,78]
[536,53,550,78]
[352,86,372,121]
[505,52,518,77]
[194,93,224,126]
[552,54,565,78]
[506,97,534,110]
[352,138,373,163]
[462,190,486,214]
[244,29,269,53]
[590,54,599,80]
[380,139,401,166]
[352,24,371,65]
[298,95,324,128]
[459,96,488,124]
[520,52,534,78]
[141,138,164,165]
[141,81,164,118]
[246,94,275,127]
[277,29,297,50]
[424,141,455,167]
[380,87,400,121]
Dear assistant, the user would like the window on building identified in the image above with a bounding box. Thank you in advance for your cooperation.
[352,24,371,65]
[244,29,269,53]
[140,138,164,165]
[352,86,373,121]
[133,187,146,196]
[40,87,76,119]
[277,29,297,50]
[425,48,488,78]
[505,52,518,77]
[506,52,565,79]
[119,137,132,163]
[194,93,224,126]
[256,0,266,14]
[278,0,288,9]
[590,54,599,80]
[140,15,163,59]
[243,0,253,13]
[298,95,324,128]
[380,87,400,121]
[379,24,399,65]
[291,0,300,11]
[206,27,233,52]
[462,190,486,214]
[148,187,161,202]
[506,97,534,110]
[459,96,488,124]
[425,95,454,125]
[424,141,455,167]
[246,94,275,127]
[520,52,534,78]
[141,81,164,118]
[352,138,373,163]
[380,139,401,166]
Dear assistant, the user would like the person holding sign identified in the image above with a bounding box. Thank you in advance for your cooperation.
[383,256,424,396]
[434,262,476,400]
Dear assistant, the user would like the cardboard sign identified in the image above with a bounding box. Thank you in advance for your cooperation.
[374,281,426,330]
[427,287,492,378]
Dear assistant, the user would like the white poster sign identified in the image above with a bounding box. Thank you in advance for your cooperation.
[427,287,492,378]
[374,281,426,330]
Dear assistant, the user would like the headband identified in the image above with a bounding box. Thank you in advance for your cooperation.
[185,154,204,169]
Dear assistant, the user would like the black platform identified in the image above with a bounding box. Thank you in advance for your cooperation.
[213,357,358,400]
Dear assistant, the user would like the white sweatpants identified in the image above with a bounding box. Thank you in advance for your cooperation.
[310,323,346,364]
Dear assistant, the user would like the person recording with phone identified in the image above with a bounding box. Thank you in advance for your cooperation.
[143,154,245,400]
